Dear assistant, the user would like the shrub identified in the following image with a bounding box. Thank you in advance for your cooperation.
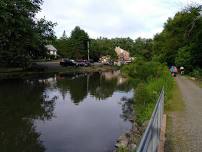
[122,59,164,82]
[122,59,174,125]
[190,68,202,79]
[0,53,31,69]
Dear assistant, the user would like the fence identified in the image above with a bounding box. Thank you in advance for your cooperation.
[136,88,165,152]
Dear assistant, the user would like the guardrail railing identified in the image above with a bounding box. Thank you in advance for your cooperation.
[136,88,164,152]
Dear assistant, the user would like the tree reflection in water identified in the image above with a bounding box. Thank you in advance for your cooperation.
[0,80,56,152]
[56,71,132,104]
[0,71,133,152]
[120,97,134,121]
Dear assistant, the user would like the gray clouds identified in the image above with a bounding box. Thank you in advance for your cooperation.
[37,0,202,39]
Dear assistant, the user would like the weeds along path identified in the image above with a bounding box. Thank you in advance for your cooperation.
[166,76,202,152]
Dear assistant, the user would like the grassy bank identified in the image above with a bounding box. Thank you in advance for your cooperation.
[117,59,174,151]
[0,63,118,80]
[164,81,185,152]
[165,82,185,112]
[122,60,174,125]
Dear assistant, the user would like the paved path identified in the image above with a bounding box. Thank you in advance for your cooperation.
[166,76,202,152]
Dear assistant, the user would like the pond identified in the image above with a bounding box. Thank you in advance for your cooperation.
[0,71,133,152]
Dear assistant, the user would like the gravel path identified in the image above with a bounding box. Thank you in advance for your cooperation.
[166,76,202,152]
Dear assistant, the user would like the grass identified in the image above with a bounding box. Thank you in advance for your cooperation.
[133,67,174,125]
[117,146,129,152]
[164,81,185,152]
[165,82,185,112]
[119,60,176,151]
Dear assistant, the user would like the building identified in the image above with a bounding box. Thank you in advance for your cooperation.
[45,45,57,58]
[99,55,111,64]
[115,47,130,61]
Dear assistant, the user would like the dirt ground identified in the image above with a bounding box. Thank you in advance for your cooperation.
[165,76,202,152]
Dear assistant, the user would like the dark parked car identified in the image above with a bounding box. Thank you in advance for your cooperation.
[60,59,78,67]
[76,60,91,67]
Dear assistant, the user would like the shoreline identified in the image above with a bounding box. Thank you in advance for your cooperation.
[0,64,119,80]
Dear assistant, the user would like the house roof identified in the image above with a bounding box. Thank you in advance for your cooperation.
[115,47,129,55]
[45,45,57,51]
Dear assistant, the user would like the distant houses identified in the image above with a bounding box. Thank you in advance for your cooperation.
[99,55,111,64]
[99,47,133,65]
[45,45,58,58]
[115,46,130,61]
[114,47,133,65]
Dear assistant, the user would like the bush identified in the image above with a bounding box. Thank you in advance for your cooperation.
[47,54,57,60]
[122,59,165,82]
[175,46,193,72]
[0,53,31,69]
[190,68,202,79]
[122,59,174,125]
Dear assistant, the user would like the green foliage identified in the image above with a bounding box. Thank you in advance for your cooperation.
[55,26,89,59]
[90,38,116,61]
[175,45,192,70]
[0,0,56,68]
[190,68,202,79]
[117,146,129,152]
[70,26,89,59]
[122,59,174,125]
[55,30,153,61]
[153,5,202,72]
[133,38,153,60]
[122,59,163,81]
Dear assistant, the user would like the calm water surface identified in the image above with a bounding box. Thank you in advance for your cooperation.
[0,71,133,152]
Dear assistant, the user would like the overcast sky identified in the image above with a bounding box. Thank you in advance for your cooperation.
[37,0,202,39]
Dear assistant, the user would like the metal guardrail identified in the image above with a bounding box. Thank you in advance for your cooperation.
[137,88,164,152]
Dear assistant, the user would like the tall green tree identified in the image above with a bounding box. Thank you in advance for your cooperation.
[69,26,89,59]
[0,0,56,68]
[55,27,89,59]
[153,5,202,70]
[133,38,153,60]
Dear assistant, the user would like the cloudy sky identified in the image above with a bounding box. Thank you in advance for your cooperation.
[37,0,202,39]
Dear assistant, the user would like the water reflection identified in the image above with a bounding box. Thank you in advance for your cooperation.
[0,71,133,152]
[0,80,56,152]
[56,71,132,104]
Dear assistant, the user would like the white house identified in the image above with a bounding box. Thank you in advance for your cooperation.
[45,45,57,58]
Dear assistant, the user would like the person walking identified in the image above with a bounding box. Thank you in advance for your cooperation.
[170,65,178,77]
[180,66,185,75]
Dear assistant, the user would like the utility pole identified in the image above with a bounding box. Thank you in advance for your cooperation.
[87,41,90,61]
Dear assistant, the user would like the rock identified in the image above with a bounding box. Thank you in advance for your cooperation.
[129,118,135,122]
[115,134,129,148]
[130,144,137,150]
[190,77,196,80]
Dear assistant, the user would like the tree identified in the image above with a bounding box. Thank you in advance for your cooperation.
[133,38,153,60]
[55,27,89,59]
[90,38,115,61]
[30,18,56,59]
[61,30,67,39]
[90,37,136,61]
[0,0,56,68]
[153,5,202,71]
[69,26,89,59]
[175,45,192,70]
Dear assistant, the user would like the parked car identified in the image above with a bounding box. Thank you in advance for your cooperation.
[60,59,78,67]
[76,60,91,67]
